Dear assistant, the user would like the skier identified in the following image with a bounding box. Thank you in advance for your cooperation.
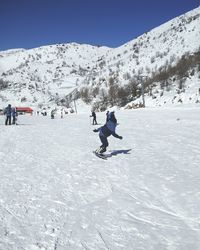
[51,110,55,119]
[4,104,12,125]
[93,111,122,154]
[12,107,18,124]
[90,111,97,125]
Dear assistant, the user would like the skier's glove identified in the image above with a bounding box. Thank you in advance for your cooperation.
[93,129,98,132]
[119,136,123,140]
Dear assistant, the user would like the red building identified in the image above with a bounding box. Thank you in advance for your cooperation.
[16,107,33,115]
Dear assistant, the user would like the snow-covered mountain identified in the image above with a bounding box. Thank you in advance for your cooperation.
[0,44,110,109]
[0,6,200,110]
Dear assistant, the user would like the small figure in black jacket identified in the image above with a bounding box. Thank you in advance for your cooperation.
[4,104,12,125]
[93,111,122,154]
[51,110,55,119]
[90,111,97,125]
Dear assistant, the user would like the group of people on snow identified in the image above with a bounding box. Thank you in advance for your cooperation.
[51,109,65,119]
[3,104,122,155]
[3,104,18,125]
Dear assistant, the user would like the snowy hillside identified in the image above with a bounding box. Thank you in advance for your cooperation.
[81,6,200,109]
[0,6,200,110]
[0,43,110,109]
[0,108,200,249]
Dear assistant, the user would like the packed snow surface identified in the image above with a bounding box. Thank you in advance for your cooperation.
[0,107,200,249]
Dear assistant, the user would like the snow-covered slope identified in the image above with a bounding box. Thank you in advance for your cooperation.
[0,108,200,249]
[0,43,110,108]
[0,6,200,110]
[83,6,200,108]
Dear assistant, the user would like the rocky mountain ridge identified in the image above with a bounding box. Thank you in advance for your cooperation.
[0,6,199,110]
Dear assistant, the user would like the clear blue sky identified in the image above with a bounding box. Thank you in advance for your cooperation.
[0,0,199,51]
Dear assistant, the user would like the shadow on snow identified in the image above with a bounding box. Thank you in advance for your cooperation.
[106,149,132,157]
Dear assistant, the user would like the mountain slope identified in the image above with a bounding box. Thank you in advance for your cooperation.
[0,6,200,110]
[81,6,200,109]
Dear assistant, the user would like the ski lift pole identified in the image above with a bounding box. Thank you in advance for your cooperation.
[141,81,145,108]
[73,99,77,114]
[140,75,147,108]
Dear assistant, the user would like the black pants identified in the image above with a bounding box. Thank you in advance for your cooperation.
[99,135,108,153]
[12,116,16,124]
[93,118,97,125]
[5,116,11,125]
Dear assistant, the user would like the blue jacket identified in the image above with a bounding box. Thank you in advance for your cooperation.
[12,108,17,117]
[96,120,121,138]
[4,106,12,117]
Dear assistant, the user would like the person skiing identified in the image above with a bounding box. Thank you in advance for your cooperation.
[90,111,97,125]
[93,111,122,154]
[4,104,12,125]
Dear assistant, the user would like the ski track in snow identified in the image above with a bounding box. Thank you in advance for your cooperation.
[0,108,200,250]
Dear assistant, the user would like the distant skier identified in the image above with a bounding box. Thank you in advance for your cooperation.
[51,110,55,119]
[4,104,12,125]
[90,111,97,125]
[93,111,122,154]
[12,107,18,124]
